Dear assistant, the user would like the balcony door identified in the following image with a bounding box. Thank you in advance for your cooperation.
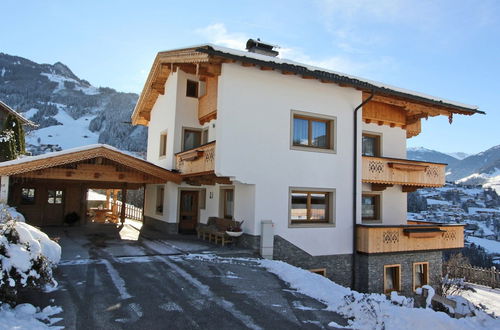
[179,190,198,234]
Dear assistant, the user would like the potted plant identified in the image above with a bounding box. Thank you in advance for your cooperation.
[226,220,244,237]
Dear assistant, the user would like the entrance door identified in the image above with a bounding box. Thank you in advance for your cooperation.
[179,190,198,234]
[44,189,65,225]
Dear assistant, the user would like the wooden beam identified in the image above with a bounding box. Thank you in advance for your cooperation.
[371,183,393,191]
[121,187,127,224]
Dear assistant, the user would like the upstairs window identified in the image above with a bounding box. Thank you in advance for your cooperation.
[186,80,198,98]
[362,193,381,222]
[159,133,167,157]
[362,133,381,157]
[291,111,335,152]
[182,128,202,151]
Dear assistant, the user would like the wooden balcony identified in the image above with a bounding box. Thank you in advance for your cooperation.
[176,141,216,176]
[362,156,446,191]
[356,222,464,254]
[198,76,217,124]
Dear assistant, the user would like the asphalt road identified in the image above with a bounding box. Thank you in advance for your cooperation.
[22,224,347,329]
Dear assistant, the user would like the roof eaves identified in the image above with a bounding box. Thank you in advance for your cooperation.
[196,46,484,115]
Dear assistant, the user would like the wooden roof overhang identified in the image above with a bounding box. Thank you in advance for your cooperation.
[131,47,224,126]
[0,100,37,127]
[0,146,181,185]
[133,44,483,138]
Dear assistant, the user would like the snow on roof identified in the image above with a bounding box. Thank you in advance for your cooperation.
[0,144,143,167]
[0,100,37,126]
[198,44,480,112]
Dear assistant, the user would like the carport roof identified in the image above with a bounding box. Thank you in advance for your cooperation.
[0,144,181,184]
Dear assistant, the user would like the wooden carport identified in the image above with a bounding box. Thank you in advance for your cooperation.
[0,144,180,226]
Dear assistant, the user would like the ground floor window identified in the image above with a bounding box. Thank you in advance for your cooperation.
[290,189,335,225]
[384,264,401,293]
[21,188,36,205]
[413,262,429,291]
[156,186,164,215]
[47,190,63,204]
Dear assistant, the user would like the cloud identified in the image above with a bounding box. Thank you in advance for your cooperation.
[195,23,248,50]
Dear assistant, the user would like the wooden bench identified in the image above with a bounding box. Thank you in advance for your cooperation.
[197,217,241,247]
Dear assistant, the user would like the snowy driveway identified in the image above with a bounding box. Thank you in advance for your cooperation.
[22,224,347,329]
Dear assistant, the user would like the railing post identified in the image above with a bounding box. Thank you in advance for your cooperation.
[492,266,497,289]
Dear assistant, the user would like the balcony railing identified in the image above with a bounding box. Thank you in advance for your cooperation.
[175,141,215,175]
[356,222,464,254]
[362,156,446,188]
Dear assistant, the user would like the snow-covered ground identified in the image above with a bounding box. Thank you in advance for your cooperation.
[25,105,99,150]
[0,303,63,330]
[467,236,500,255]
[186,254,499,329]
[459,284,500,317]
[427,199,452,206]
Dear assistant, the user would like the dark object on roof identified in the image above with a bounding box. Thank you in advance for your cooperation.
[246,39,279,57]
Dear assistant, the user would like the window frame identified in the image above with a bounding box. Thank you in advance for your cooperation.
[289,187,336,228]
[221,188,234,219]
[186,79,199,98]
[361,192,382,223]
[362,132,382,157]
[290,110,336,154]
[384,264,401,294]
[159,132,167,158]
[21,188,36,205]
[181,127,202,152]
[47,189,63,205]
[413,262,429,291]
[156,186,165,215]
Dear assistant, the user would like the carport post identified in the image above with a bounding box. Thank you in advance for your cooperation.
[120,187,127,224]
[0,176,9,203]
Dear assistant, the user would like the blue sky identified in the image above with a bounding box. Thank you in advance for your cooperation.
[0,0,498,154]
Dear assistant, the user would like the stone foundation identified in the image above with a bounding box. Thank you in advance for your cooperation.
[143,216,178,234]
[356,250,443,295]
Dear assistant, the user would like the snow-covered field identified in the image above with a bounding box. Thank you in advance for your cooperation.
[467,236,500,255]
[25,105,99,150]
[459,283,500,317]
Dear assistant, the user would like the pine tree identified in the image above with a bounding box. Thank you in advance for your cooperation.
[0,129,16,161]
[3,114,25,155]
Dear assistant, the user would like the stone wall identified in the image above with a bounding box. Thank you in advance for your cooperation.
[356,250,443,295]
[143,216,178,234]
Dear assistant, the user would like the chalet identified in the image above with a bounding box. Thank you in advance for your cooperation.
[129,40,482,295]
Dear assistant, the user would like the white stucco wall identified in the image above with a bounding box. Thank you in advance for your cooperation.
[361,122,407,159]
[216,63,362,256]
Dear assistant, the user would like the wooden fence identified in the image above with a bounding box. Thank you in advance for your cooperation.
[444,265,500,288]
[112,200,143,222]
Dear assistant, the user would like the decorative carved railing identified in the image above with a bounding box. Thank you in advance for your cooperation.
[198,77,217,124]
[175,142,215,175]
[356,223,464,253]
[362,156,446,188]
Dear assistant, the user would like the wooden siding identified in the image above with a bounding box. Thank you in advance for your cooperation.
[356,224,464,254]
[176,142,215,175]
[362,156,446,187]
[198,76,218,124]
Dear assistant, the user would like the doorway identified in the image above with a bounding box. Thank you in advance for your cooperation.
[179,190,199,234]
[44,188,65,225]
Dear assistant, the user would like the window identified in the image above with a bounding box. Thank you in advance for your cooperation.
[21,188,35,205]
[309,268,327,277]
[292,113,334,150]
[362,193,380,222]
[362,133,381,157]
[182,128,202,151]
[47,190,63,204]
[384,265,401,293]
[413,262,429,291]
[159,133,167,157]
[186,80,198,98]
[290,189,334,225]
[156,186,164,215]
[202,128,209,145]
[222,188,234,219]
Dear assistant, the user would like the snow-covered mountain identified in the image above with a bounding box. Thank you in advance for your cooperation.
[447,152,470,160]
[408,145,500,192]
[0,52,146,155]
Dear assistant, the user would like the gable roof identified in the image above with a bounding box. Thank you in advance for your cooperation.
[0,100,36,127]
[132,43,483,125]
[0,144,181,183]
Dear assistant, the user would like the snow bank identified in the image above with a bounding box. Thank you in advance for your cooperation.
[257,258,499,330]
[0,302,62,329]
